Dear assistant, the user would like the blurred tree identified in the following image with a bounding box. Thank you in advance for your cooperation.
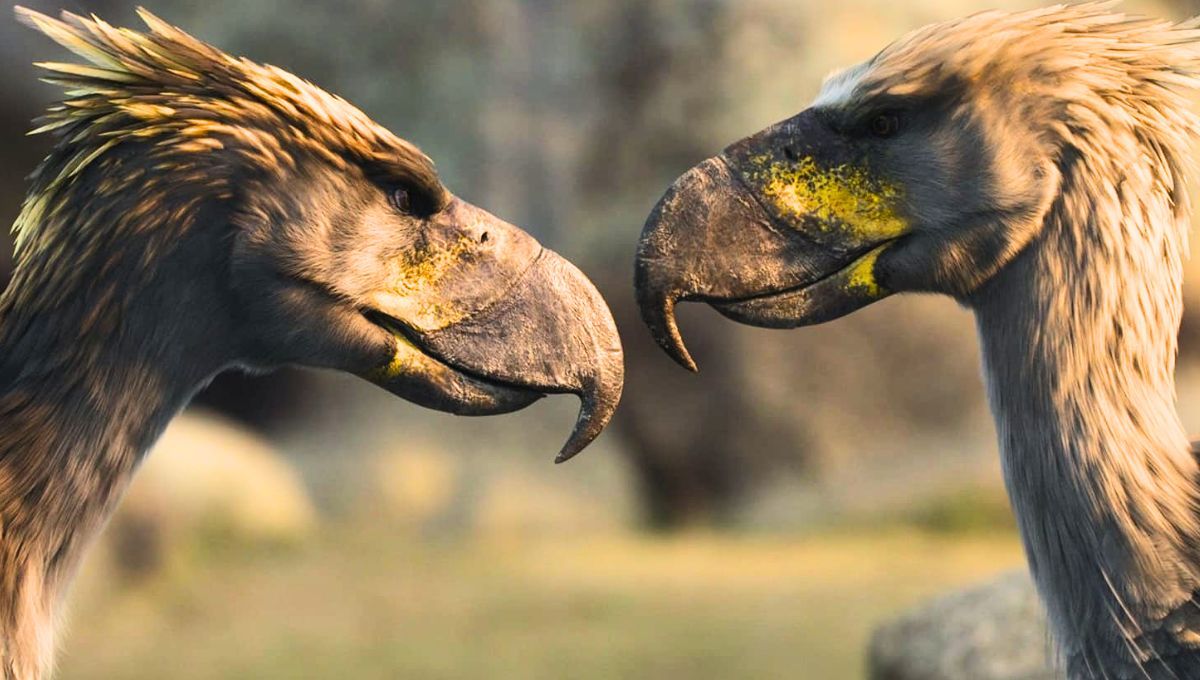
[603,279,813,528]
[579,1,815,528]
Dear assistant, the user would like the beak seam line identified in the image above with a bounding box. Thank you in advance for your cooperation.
[691,238,897,306]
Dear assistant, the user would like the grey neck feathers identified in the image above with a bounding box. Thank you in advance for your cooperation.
[973,129,1200,676]
[0,221,234,679]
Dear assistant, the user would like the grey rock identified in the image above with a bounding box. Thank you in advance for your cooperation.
[868,570,1060,680]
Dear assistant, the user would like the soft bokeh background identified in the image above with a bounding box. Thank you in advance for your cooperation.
[2,0,1199,677]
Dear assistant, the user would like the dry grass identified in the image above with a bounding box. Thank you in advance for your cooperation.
[59,525,1022,680]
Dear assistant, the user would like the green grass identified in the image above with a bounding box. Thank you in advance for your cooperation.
[898,485,1017,535]
[59,524,1024,680]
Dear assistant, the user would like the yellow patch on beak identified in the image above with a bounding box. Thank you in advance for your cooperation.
[393,236,474,293]
[372,236,476,332]
[748,155,908,244]
[372,333,422,381]
[843,243,888,298]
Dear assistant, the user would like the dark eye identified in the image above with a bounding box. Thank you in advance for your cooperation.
[388,187,413,214]
[870,113,900,138]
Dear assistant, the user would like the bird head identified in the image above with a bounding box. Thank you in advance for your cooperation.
[635,4,1200,370]
[14,8,623,462]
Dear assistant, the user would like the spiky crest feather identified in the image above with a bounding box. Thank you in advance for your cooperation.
[10,6,444,255]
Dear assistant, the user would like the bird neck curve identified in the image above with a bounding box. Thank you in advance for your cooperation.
[0,215,236,679]
[972,135,1200,674]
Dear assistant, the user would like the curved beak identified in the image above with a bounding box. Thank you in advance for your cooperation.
[367,199,623,462]
[635,109,907,370]
[416,247,624,463]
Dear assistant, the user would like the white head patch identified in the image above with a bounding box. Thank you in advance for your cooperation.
[812,61,872,109]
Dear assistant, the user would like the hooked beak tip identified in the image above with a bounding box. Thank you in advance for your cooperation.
[553,318,624,463]
[555,429,586,463]
[645,293,699,373]
[554,379,621,464]
[635,208,700,373]
[663,312,699,373]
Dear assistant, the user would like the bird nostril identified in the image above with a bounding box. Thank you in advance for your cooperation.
[480,232,489,244]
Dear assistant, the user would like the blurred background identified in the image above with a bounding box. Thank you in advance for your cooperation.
[3,0,1200,677]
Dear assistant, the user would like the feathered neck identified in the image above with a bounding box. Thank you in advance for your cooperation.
[0,201,235,678]
[972,97,1200,676]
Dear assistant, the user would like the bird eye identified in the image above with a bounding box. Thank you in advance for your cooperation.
[388,187,413,214]
[870,113,900,138]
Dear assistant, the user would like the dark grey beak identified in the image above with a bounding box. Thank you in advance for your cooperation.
[368,198,623,463]
[418,247,625,463]
[636,109,905,370]
[635,155,855,370]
